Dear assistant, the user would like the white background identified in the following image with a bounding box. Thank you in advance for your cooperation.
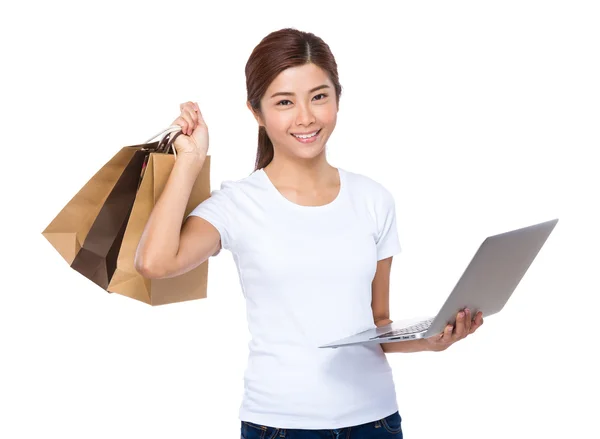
[1,1,599,438]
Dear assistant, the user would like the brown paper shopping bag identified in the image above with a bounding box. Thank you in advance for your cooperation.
[42,146,144,264]
[108,133,212,306]
[43,126,181,288]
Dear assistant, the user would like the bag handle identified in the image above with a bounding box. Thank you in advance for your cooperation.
[144,125,182,144]
[156,133,171,154]
[144,125,184,159]
[165,131,183,158]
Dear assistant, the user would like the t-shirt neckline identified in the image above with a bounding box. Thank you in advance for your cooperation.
[258,167,345,211]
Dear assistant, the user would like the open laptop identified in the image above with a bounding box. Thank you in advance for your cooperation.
[319,218,559,349]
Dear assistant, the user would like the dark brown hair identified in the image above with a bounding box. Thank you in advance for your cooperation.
[245,28,343,171]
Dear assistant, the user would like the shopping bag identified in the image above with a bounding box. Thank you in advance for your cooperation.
[42,146,143,264]
[69,148,149,289]
[42,126,181,288]
[108,131,212,306]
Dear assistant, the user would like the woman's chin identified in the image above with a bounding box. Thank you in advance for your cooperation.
[288,138,328,158]
[296,151,327,163]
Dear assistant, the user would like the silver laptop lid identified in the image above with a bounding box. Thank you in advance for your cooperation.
[424,218,559,337]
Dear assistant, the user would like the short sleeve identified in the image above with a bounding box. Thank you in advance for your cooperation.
[375,186,402,261]
[186,181,236,255]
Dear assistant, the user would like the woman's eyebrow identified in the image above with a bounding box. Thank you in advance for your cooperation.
[270,84,330,99]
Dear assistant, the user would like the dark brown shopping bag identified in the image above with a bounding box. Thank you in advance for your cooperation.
[108,132,212,306]
[69,148,149,289]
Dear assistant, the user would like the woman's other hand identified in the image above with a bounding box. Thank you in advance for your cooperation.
[424,309,484,352]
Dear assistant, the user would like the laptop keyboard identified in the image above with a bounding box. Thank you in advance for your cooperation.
[369,318,434,340]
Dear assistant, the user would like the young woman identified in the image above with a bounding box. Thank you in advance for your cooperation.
[135,28,483,439]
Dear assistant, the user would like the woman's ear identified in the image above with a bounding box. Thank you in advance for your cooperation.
[247,101,265,127]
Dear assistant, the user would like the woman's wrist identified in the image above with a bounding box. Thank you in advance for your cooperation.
[175,152,206,171]
[381,337,432,354]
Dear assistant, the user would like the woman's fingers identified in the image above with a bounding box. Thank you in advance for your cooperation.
[179,102,200,135]
[183,106,198,123]
[463,308,472,334]
[470,312,484,334]
[454,311,466,339]
[442,324,453,344]
[181,108,198,135]
[180,101,197,114]
[172,116,189,134]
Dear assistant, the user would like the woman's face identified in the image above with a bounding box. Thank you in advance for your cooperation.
[248,63,338,163]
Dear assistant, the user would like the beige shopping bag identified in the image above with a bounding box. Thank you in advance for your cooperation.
[108,135,212,306]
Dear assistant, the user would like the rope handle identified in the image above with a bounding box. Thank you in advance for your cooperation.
[144,125,182,144]
[143,125,183,159]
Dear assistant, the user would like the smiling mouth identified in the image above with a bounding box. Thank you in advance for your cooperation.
[291,129,321,139]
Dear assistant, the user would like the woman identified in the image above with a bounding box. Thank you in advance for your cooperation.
[135,28,483,439]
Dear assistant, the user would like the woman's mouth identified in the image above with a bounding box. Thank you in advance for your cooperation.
[291,129,321,144]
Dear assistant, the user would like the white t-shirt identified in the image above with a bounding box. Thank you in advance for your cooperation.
[187,167,402,429]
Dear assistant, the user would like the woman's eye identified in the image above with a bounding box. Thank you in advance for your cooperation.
[276,93,329,106]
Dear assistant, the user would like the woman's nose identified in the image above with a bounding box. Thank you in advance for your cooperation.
[295,103,316,126]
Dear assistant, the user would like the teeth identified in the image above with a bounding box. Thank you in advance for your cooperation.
[293,130,319,139]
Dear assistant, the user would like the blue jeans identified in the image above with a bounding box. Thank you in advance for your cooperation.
[240,411,403,439]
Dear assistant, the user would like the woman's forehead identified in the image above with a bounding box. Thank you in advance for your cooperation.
[266,64,332,96]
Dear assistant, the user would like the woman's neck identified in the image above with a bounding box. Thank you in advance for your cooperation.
[263,156,337,191]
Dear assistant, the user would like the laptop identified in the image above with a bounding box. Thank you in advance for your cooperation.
[319,218,559,349]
